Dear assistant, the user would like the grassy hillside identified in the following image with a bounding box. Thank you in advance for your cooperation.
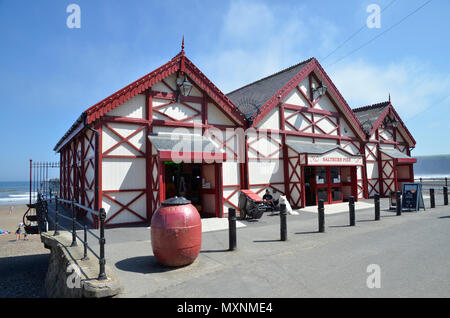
[414,154,450,175]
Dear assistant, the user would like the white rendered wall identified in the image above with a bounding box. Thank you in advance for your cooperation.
[256,107,280,130]
[101,120,147,224]
[105,94,145,119]
[208,103,234,126]
[247,131,285,198]
[152,98,202,123]
[284,110,313,133]
[284,90,308,107]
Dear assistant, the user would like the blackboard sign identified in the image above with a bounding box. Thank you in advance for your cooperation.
[401,183,425,211]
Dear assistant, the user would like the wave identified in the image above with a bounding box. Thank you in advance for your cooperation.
[415,174,450,179]
[8,193,37,198]
[0,192,37,205]
[0,197,30,205]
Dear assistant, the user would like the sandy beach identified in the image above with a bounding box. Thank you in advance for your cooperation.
[0,204,49,297]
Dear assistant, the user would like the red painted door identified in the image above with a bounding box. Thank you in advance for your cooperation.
[315,166,343,205]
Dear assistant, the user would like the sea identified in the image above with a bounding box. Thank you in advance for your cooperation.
[0,181,35,206]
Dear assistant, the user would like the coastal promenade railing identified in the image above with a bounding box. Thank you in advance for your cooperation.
[36,193,107,280]
[414,177,448,187]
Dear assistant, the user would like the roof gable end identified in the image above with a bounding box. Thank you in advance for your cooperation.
[241,58,367,139]
[353,101,416,146]
[85,52,246,126]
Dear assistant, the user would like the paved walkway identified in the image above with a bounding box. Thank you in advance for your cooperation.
[297,200,374,214]
[44,196,450,298]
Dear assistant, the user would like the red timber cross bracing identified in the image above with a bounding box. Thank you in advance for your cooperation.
[55,47,418,226]
[58,126,98,223]
[54,46,247,227]
[228,57,369,208]
[353,101,417,198]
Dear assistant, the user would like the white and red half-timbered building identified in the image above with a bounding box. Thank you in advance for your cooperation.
[54,44,417,227]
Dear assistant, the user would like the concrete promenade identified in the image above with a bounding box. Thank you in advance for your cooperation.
[44,195,450,298]
[103,196,450,297]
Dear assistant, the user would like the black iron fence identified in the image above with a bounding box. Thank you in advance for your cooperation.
[36,192,107,280]
[30,160,60,204]
[415,177,449,189]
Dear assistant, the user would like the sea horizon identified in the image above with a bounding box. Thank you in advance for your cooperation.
[0,181,35,206]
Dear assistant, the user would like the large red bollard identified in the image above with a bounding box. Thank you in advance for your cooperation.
[151,196,202,267]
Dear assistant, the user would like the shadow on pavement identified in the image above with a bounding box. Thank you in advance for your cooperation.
[328,225,351,228]
[0,253,49,298]
[115,255,188,274]
[294,231,319,235]
[253,239,281,243]
[438,215,450,219]
[201,249,229,253]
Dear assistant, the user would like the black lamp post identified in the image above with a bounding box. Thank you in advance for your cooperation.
[384,117,399,128]
[177,75,193,102]
[313,81,328,98]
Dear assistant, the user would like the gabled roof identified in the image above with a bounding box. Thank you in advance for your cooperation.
[83,51,247,125]
[353,101,416,146]
[227,58,313,119]
[54,50,247,152]
[353,101,390,135]
[227,57,367,140]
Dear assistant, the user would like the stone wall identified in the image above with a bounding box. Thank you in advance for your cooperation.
[41,232,122,298]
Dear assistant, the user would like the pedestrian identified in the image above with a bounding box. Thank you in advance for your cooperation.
[9,206,13,215]
[15,224,22,241]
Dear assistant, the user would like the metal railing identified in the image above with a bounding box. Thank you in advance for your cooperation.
[415,177,449,188]
[36,193,107,280]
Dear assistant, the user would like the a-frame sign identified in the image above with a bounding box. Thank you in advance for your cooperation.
[401,183,425,211]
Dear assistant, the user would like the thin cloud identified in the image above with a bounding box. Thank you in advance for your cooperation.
[198,0,320,93]
[329,58,450,119]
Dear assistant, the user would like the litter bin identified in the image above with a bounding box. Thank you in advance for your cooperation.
[151,196,202,267]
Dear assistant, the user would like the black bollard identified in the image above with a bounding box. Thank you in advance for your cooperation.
[396,191,402,216]
[280,204,287,241]
[318,199,325,233]
[374,194,380,221]
[98,208,107,280]
[444,187,448,206]
[430,188,435,208]
[228,208,237,251]
[349,196,355,226]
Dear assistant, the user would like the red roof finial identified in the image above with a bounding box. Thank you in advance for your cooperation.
[181,35,185,54]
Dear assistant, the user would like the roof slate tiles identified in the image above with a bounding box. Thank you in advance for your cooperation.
[226,59,312,119]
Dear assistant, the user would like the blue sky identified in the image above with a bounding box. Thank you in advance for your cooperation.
[0,0,448,181]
